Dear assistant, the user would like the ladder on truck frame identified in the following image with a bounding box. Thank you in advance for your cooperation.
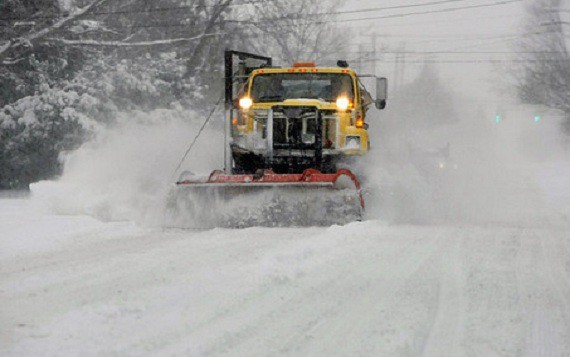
[224,50,272,173]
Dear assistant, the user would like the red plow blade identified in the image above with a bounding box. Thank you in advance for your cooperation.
[165,169,364,229]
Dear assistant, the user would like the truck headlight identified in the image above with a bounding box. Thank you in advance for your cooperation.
[239,97,253,110]
[336,96,350,110]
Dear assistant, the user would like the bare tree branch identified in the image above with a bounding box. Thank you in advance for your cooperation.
[184,0,234,78]
[0,0,111,58]
[514,0,570,132]
[41,33,225,48]
[249,0,347,64]
[1,57,26,65]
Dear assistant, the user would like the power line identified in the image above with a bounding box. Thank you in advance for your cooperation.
[223,0,523,25]
[379,28,565,62]
[0,0,524,26]
[321,30,525,48]
[347,12,517,30]
[541,21,570,26]
[325,0,477,16]
[357,58,570,64]
[79,0,498,19]
[348,50,569,55]
[337,0,523,23]
[292,46,569,56]
[243,0,522,22]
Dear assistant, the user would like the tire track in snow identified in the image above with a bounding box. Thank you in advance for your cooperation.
[420,231,466,356]
[174,226,451,356]
[158,229,380,354]
[270,227,454,356]
[166,230,405,354]
[539,232,570,317]
[459,227,524,356]
[1,229,251,303]
[516,229,568,356]
[5,221,569,355]
[536,231,570,353]
[0,228,300,355]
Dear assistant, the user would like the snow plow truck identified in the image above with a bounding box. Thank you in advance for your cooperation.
[167,51,388,228]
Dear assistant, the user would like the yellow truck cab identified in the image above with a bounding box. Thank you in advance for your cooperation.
[227,55,387,174]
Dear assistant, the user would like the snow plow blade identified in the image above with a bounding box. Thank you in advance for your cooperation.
[165,169,364,229]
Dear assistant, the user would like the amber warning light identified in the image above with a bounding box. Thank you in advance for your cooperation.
[293,62,316,68]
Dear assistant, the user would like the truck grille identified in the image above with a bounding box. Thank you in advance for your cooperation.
[253,108,338,150]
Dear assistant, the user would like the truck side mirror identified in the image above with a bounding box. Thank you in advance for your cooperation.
[375,77,388,110]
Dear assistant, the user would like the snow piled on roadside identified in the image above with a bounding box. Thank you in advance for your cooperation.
[0,199,144,260]
[31,109,223,225]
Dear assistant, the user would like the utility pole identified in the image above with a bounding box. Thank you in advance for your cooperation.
[400,43,406,88]
[359,32,380,75]
[358,43,363,73]
[393,42,406,92]
[394,52,400,92]
[371,32,377,76]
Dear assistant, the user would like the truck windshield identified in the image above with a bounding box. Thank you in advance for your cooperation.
[251,73,354,103]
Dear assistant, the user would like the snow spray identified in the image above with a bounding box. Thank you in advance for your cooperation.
[31,109,224,225]
[360,88,568,227]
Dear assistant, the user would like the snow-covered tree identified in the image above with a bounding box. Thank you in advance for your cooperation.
[0,85,104,189]
[0,0,350,188]
[514,0,570,133]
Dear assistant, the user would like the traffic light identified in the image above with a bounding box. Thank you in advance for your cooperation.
[495,115,502,123]
[534,115,540,123]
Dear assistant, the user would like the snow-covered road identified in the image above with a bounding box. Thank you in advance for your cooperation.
[2,198,570,356]
[2,101,570,355]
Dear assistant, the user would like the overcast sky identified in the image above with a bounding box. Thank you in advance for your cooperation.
[340,0,529,99]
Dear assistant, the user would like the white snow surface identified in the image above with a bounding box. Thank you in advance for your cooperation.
[1,198,570,355]
[2,100,570,355]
